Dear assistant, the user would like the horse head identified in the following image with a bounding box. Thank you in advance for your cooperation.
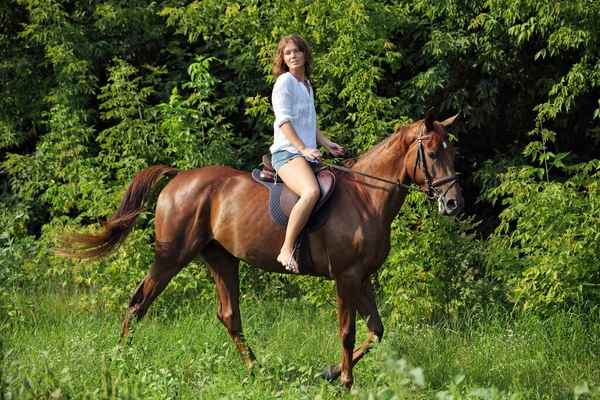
[406,108,464,216]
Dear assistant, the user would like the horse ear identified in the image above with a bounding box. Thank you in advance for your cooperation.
[425,107,436,131]
[440,110,461,131]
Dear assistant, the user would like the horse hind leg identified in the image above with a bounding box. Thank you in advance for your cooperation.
[201,242,257,369]
[120,244,197,342]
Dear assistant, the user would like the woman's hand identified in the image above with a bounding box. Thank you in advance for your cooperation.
[300,147,323,161]
[325,142,345,157]
[316,129,345,158]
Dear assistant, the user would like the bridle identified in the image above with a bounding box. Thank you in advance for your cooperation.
[412,123,459,200]
[323,123,458,201]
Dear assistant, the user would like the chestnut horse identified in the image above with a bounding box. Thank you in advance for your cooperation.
[66,108,463,388]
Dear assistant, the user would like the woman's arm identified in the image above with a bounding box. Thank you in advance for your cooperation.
[316,128,345,157]
[280,122,323,161]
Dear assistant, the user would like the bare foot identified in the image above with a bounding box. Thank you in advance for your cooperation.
[277,248,299,273]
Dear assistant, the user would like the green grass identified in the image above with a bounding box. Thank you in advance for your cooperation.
[2,288,599,399]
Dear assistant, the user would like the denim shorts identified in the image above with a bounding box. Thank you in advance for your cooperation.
[271,150,303,172]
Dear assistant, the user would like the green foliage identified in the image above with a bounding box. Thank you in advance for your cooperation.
[379,193,489,322]
[481,158,600,312]
[3,291,600,398]
[157,57,240,170]
[479,0,600,123]
[1,0,599,318]
[97,58,161,179]
[305,0,406,151]
[351,353,425,399]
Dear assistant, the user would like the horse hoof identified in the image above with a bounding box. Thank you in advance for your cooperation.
[321,364,340,381]
[247,360,261,374]
[342,377,354,390]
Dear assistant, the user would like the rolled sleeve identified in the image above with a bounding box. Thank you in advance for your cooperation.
[273,75,295,127]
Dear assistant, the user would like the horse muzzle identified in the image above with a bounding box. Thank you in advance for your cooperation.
[438,193,464,216]
[431,176,464,216]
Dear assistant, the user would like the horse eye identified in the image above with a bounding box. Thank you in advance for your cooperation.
[427,152,436,159]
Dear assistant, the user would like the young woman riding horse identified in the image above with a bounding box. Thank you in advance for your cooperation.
[269,34,345,273]
[62,36,464,389]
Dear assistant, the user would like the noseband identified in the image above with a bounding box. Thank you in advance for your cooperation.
[412,123,459,201]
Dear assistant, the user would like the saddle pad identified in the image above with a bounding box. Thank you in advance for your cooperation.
[251,169,334,231]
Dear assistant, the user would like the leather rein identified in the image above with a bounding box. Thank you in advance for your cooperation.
[322,123,458,201]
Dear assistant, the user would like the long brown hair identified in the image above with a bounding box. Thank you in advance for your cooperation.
[272,34,313,79]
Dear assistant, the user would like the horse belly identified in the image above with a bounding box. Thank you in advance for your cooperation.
[210,179,285,270]
[317,211,391,277]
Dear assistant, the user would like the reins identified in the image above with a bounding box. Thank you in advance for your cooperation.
[322,123,458,201]
[321,161,425,193]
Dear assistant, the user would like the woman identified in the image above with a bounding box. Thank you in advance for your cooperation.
[270,34,345,273]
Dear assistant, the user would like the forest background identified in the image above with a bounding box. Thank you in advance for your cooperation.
[1,0,599,397]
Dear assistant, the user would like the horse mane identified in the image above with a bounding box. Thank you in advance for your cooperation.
[340,125,409,168]
[340,121,446,169]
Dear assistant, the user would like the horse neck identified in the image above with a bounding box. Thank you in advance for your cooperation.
[349,127,414,220]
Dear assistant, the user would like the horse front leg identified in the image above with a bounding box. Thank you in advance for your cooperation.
[321,278,383,385]
[351,278,384,361]
[322,274,360,388]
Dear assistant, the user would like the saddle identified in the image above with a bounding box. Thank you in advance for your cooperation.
[258,154,336,217]
[252,154,337,275]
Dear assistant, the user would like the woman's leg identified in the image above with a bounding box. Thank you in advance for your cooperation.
[276,157,320,272]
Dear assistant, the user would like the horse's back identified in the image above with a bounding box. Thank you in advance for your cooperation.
[154,165,279,262]
[159,165,252,199]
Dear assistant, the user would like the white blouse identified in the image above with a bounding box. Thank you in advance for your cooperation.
[270,72,317,154]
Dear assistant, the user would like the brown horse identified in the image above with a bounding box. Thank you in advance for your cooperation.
[65,108,463,388]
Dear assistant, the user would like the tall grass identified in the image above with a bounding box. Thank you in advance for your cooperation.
[1,288,599,399]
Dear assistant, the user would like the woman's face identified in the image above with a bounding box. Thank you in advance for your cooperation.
[283,41,305,73]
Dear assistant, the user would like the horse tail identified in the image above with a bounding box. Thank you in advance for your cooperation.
[59,165,178,259]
